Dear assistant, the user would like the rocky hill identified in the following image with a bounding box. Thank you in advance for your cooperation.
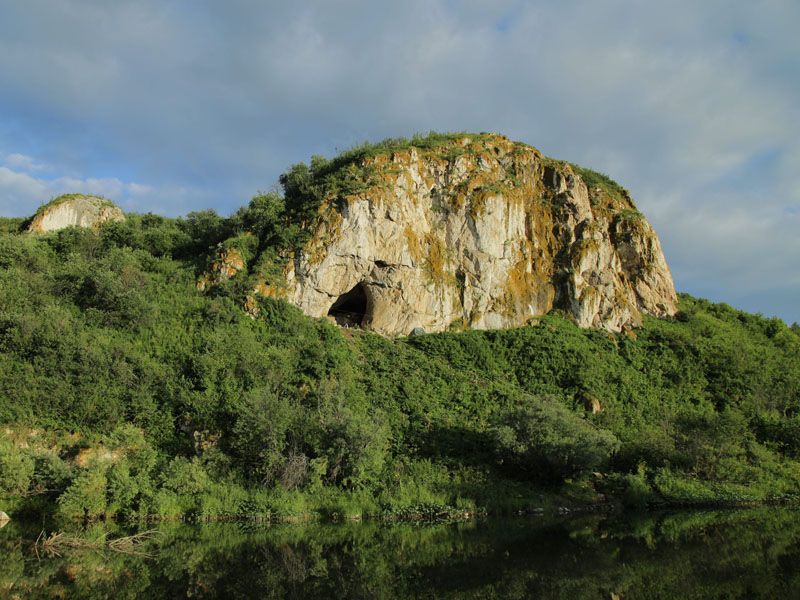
[279,134,676,335]
[27,194,124,233]
[1,134,799,523]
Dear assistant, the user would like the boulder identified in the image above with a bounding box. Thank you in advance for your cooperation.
[27,194,124,233]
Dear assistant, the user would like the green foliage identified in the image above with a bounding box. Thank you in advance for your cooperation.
[180,209,233,255]
[107,460,138,514]
[31,450,72,495]
[58,467,109,519]
[230,387,294,484]
[100,213,192,258]
[0,440,35,495]
[621,463,657,508]
[220,232,259,262]
[0,217,24,234]
[160,456,212,497]
[618,208,643,221]
[490,398,621,482]
[1,182,800,519]
[570,163,629,198]
[232,192,285,243]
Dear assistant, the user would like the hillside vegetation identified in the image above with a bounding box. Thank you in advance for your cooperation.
[1,136,799,522]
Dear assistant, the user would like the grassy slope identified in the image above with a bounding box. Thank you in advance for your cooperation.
[0,218,798,521]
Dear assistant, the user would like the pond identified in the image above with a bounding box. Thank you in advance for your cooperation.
[2,508,799,598]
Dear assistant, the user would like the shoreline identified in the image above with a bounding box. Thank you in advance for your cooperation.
[5,495,799,528]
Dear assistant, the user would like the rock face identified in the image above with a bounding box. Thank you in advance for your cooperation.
[281,134,677,336]
[27,194,125,233]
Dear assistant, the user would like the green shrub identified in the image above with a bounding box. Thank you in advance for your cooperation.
[58,466,109,519]
[490,397,621,482]
[311,401,390,489]
[570,164,628,197]
[0,443,34,495]
[622,464,657,508]
[160,457,212,497]
[108,424,158,475]
[230,387,293,484]
[150,489,183,518]
[195,481,250,519]
[31,450,72,495]
[378,459,454,511]
[263,486,309,518]
[107,460,138,514]
[233,192,285,243]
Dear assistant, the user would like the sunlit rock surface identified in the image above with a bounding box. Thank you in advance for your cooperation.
[27,195,124,233]
[283,135,677,335]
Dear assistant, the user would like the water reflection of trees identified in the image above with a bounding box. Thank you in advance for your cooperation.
[3,509,800,598]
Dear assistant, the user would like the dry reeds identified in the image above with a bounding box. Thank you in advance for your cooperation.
[107,530,161,555]
[34,529,160,558]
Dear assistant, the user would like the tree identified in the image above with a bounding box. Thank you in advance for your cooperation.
[230,387,294,484]
[490,397,620,482]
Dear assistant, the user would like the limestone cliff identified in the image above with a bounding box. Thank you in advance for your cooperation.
[281,134,677,335]
[27,194,124,233]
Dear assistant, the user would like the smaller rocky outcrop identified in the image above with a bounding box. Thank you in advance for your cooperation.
[196,246,246,291]
[27,194,125,233]
[196,233,260,291]
[580,393,603,414]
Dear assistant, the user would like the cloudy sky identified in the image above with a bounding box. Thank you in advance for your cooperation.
[0,0,797,323]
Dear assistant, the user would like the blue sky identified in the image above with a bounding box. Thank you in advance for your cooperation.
[0,0,798,323]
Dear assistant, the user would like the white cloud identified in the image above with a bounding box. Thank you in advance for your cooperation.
[0,0,797,321]
[0,159,210,218]
[0,166,48,203]
[4,153,47,172]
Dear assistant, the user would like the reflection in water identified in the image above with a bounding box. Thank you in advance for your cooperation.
[2,509,800,598]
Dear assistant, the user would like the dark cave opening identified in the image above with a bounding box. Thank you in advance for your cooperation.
[328,283,369,327]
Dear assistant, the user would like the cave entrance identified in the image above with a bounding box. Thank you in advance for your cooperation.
[328,283,370,328]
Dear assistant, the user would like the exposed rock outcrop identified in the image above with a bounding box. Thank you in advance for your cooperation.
[27,194,124,233]
[280,134,677,335]
[196,233,259,293]
[196,247,246,291]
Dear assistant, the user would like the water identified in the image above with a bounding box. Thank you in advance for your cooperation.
[2,509,799,598]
